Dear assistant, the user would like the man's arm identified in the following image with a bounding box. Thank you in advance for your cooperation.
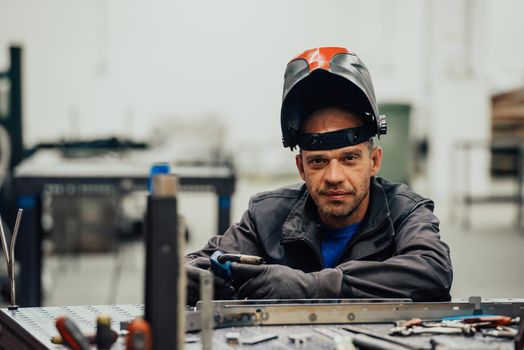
[186,209,263,261]
[335,200,453,301]
[231,199,452,302]
[184,208,264,305]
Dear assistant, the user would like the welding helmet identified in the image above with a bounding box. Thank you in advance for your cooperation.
[280,47,387,150]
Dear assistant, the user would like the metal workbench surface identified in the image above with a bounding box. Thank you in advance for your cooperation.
[1,299,522,349]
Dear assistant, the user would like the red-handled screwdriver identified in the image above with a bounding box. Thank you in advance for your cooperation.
[55,315,90,350]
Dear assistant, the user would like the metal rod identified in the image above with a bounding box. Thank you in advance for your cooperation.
[9,209,22,306]
[10,209,22,260]
[0,213,10,264]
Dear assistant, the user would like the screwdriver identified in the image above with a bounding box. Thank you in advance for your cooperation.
[96,314,116,350]
[55,316,90,350]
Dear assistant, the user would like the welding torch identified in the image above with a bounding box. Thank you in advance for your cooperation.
[210,251,264,281]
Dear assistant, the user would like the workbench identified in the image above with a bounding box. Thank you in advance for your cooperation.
[0,299,522,349]
[11,150,236,307]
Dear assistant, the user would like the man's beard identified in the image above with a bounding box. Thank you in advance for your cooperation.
[315,186,368,219]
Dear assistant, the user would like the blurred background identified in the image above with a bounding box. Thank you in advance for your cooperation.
[0,0,523,307]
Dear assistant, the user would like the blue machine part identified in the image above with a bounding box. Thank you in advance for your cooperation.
[148,162,171,193]
[210,251,232,281]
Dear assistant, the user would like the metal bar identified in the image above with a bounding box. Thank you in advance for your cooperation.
[210,299,524,329]
[144,174,183,350]
[199,270,213,350]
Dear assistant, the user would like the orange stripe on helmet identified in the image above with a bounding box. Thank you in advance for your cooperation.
[292,47,350,72]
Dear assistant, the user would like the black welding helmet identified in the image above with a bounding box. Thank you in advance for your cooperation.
[281,47,387,150]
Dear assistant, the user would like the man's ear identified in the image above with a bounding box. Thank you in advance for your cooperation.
[370,146,383,177]
[295,153,306,181]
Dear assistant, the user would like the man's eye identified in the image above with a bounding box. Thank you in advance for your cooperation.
[343,155,356,162]
[310,159,326,165]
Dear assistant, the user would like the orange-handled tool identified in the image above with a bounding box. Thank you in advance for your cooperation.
[55,316,90,350]
[126,318,153,350]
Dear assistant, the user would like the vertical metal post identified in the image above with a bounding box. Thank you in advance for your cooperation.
[8,46,24,169]
[144,174,185,350]
[15,195,41,306]
[199,270,213,350]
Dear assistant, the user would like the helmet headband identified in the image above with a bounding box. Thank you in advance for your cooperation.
[297,126,374,151]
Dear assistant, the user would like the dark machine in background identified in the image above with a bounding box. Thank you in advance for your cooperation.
[0,46,24,305]
[0,45,236,307]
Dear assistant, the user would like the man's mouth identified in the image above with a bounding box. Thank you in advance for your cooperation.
[321,191,351,200]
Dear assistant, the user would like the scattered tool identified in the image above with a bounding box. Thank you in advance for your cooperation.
[481,326,518,339]
[443,315,514,328]
[96,314,116,350]
[343,325,429,350]
[389,318,423,335]
[126,318,152,350]
[390,315,517,338]
[239,333,278,345]
[0,208,23,309]
[51,331,118,346]
[55,315,90,350]
[210,251,264,280]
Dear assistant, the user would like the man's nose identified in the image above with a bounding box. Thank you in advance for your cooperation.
[324,159,345,184]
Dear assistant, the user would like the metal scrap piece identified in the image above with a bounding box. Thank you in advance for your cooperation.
[225,331,240,345]
[240,333,278,345]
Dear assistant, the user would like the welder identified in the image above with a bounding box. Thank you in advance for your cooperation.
[185,47,453,305]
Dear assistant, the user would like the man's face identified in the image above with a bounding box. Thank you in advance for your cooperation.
[295,107,382,228]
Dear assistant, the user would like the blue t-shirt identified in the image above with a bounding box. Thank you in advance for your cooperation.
[321,222,361,268]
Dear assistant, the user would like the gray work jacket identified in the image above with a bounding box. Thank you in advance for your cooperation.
[187,177,453,301]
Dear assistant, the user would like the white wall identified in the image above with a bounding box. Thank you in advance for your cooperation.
[1,0,524,197]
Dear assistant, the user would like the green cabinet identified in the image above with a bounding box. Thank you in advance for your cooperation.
[377,104,411,184]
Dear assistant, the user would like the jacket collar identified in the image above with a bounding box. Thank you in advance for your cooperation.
[281,177,392,244]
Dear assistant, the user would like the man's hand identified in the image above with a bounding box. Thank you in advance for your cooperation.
[231,263,320,299]
[186,257,236,306]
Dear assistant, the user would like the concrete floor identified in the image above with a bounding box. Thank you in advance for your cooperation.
[33,176,524,306]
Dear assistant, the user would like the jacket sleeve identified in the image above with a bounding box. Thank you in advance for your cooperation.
[186,206,263,262]
[333,200,453,301]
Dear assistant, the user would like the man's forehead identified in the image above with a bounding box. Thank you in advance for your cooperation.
[302,107,363,134]
[302,143,364,157]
